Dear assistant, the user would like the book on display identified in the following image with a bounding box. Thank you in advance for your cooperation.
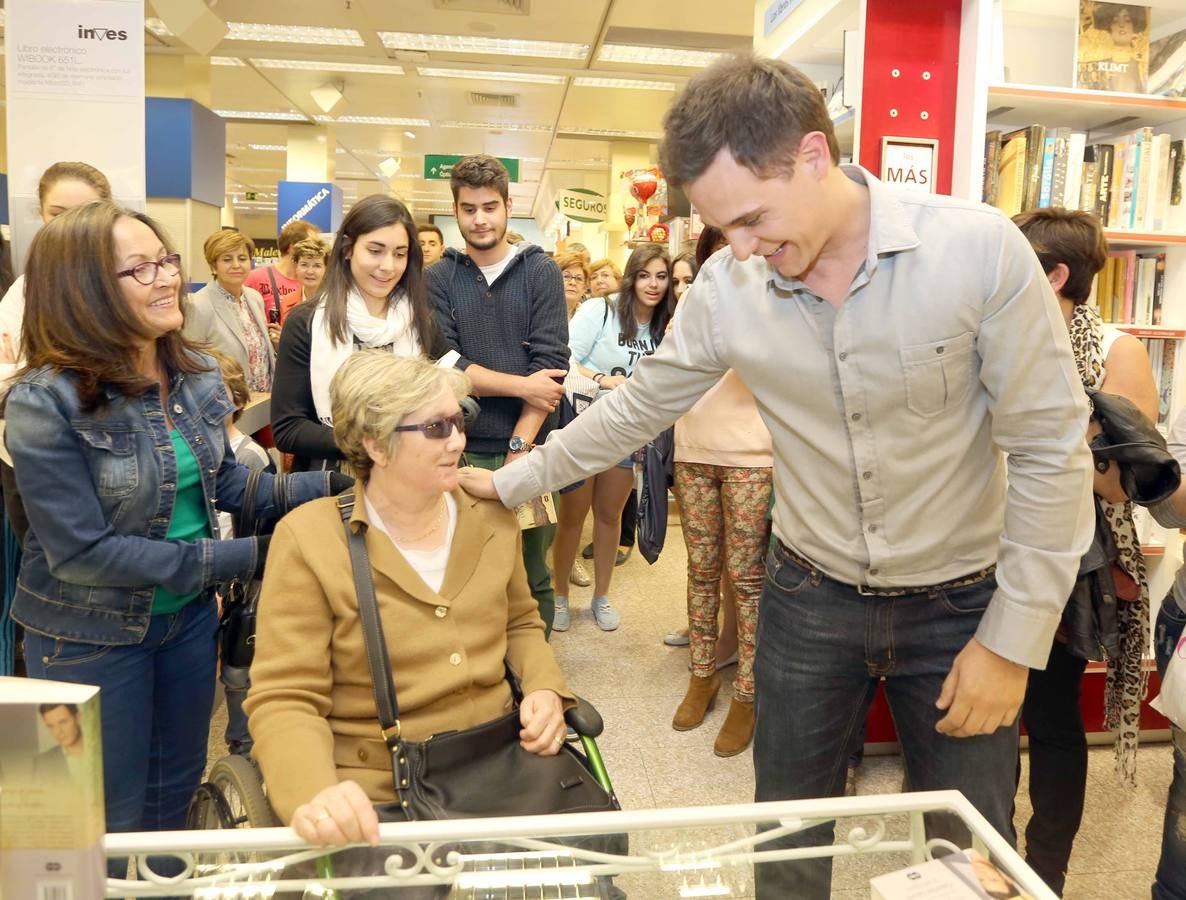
[870,849,1033,899]
[0,677,105,900]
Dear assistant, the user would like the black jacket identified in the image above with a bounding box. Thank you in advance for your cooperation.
[428,244,568,455]
[271,301,450,471]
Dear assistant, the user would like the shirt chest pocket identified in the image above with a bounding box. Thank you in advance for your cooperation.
[77,428,139,498]
[899,332,976,418]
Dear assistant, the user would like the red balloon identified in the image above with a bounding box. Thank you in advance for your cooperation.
[630,178,657,204]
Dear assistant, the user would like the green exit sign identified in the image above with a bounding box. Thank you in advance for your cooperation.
[245,191,257,201]
[423,154,520,183]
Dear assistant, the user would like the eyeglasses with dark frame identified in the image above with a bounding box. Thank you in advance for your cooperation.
[393,411,467,440]
[116,253,182,286]
[561,272,587,284]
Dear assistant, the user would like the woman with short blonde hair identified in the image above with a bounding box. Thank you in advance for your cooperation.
[184,229,273,391]
[286,236,330,318]
[587,258,621,298]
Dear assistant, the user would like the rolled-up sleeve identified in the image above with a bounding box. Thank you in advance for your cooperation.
[975,219,1095,669]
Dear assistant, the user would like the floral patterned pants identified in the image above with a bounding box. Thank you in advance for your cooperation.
[672,462,773,701]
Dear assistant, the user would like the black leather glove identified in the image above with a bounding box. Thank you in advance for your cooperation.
[252,534,272,580]
[328,472,355,495]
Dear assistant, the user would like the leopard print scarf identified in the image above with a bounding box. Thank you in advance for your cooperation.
[1068,302,1149,784]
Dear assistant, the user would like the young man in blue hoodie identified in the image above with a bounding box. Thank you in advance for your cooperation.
[427,155,569,634]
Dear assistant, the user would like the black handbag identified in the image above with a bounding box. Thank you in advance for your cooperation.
[1063,498,1122,662]
[338,493,620,824]
[636,427,674,564]
[218,470,287,668]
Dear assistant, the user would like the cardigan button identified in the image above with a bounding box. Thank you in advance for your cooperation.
[449,652,461,666]
[357,747,368,762]
[435,606,447,618]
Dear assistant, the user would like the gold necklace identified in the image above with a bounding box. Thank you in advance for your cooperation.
[389,497,446,545]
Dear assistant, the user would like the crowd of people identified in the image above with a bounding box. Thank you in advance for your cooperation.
[0,51,1181,900]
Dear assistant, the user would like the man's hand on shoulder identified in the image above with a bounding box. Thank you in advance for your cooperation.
[935,638,1028,737]
[458,466,500,502]
[518,368,567,412]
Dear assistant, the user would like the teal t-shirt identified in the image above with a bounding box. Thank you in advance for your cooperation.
[151,429,213,615]
[568,295,656,378]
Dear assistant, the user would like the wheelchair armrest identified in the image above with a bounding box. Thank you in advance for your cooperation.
[564,696,604,738]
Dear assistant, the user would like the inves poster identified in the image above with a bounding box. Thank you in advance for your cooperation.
[1076,1,1151,93]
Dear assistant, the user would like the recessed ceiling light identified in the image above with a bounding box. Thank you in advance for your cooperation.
[226,22,364,47]
[597,45,727,68]
[404,130,417,139]
[438,120,552,132]
[573,76,679,91]
[211,56,246,67]
[559,126,662,139]
[379,31,588,60]
[216,109,310,122]
[315,115,432,127]
[247,143,287,152]
[145,17,173,37]
[417,67,565,85]
[250,58,405,75]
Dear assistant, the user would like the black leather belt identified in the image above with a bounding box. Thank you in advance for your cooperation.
[774,538,996,597]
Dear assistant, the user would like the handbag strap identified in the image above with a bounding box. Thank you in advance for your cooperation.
[233,469,264,539]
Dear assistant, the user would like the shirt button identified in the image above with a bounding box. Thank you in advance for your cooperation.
[851,413,861,422]
[869,568,879,576]
[839,352,848,361]
[936,346,945,355]
[435,606,447,618]
[449,653,462,666]
[862,471,872,480]
[173,404,183,414]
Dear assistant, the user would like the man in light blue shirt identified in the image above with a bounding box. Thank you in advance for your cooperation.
[461,53,1093,897]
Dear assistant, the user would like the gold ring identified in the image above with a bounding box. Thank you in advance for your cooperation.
[553,734,564,745]
[315,810,332,824]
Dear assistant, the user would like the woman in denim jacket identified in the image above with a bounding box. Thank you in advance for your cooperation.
[3,202,346,864]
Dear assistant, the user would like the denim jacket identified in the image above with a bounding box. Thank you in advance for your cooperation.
[4,356,334,645]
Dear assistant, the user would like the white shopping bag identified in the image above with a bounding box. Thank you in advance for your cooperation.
[1151,632,1186,729]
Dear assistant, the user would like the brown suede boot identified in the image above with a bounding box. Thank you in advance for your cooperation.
[672,673,721,731]
[713,697,755,757]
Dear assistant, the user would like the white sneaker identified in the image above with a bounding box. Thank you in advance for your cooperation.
[591,595,620,631]
[553,596,571,632]
[569,561,591,587]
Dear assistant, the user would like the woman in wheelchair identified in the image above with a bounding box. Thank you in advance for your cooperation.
[245,351,575,846]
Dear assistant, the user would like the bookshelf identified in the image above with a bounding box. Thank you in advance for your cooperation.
[963,1,1186,604]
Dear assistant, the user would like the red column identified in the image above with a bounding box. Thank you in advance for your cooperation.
[859,0,963,195]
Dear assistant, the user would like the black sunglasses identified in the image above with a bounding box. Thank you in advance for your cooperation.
[393,411,467,440]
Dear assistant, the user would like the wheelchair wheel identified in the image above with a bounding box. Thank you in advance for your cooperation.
[189,754,279,829]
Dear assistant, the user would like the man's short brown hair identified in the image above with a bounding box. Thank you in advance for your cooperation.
[1012,208,1108,305]
[659,52,840,188]
[450,154,510,203]
[279,219,318,255]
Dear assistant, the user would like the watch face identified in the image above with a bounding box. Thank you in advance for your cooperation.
[509,437,526,452]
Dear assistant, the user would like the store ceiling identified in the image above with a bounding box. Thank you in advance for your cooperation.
[143,0,763,220]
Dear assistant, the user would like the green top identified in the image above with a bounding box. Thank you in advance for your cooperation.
[152,429,212,615]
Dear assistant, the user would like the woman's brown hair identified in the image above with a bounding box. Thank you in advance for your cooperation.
[616,243,674,342]
[38,161,112,208]
[20,202,207,411]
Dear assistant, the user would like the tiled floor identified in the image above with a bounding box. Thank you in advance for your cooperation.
[207,519,1175,898]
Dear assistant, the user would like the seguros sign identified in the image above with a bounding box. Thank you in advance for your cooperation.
[556,188,608,224]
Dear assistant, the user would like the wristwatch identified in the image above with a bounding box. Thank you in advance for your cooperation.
[508,436,530,453]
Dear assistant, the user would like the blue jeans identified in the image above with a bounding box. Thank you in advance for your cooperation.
[221,663,252,754]
[25,599,218,876]
[1154,592,1186,900]
[754,542,1019,899]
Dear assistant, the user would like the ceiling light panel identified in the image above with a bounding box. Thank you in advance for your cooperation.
[216,109,310,121]
[597,44,726,68]
[247,144,287,152]
[211,57,245,67]
[418,67,565,85]
[560,126,662,139]
[251,58,405,75]
[439,120,552,131]
[379,32,587,60]
[145,17,172,37]
[315,115,431,127]
[573,76,678,91]
[227,22,364,47]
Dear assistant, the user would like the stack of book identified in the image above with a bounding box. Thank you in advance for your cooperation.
[1088,249,1166,325]
[1135,336,1178,425]
[985,124,1185,230]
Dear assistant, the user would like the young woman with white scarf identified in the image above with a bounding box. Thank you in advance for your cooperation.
[271,195,450,472]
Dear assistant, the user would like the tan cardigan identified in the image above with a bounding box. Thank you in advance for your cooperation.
[244,483,573,824]
[674,370,773,468]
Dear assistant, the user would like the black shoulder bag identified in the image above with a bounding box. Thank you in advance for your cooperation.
[218,470,288,668]
[337,493,619,825]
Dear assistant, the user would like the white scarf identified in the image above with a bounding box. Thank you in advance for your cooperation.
[310,288,421,424]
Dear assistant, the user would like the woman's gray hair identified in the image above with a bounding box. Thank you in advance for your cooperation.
[330,351,470,479]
